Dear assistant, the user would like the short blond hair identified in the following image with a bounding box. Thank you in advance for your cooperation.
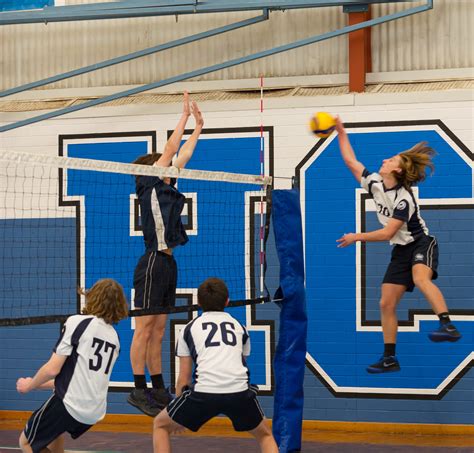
[80,279,128,324]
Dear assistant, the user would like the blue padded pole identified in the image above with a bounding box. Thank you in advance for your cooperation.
[272,189,307,453]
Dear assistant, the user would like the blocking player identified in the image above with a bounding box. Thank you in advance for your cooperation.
[128,92,204,416]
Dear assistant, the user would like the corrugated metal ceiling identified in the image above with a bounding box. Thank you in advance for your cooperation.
[1,1,472,91]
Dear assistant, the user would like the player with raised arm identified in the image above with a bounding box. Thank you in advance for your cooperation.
[153,277,278,453]
[128,92,204,416]
[334,117,461,374]
[16,279,128,453]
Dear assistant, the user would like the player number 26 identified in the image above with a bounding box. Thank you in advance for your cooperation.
[202,322,237,347]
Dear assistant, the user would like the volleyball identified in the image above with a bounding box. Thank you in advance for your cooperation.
[309,112,336,138]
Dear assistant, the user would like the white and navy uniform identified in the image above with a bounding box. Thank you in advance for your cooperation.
[23,315,120,453]
[361,169,439,291]
[133,174,188,309]
[167,311,264,432]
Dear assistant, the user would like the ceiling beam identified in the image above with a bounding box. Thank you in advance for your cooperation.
[0,0,418,25]
[0,0,433,133]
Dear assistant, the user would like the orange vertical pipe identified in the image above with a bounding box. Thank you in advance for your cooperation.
[348,6,372,92]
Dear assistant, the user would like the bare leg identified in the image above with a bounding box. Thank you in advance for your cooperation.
[46,435,64,453]
[249,420,279,453]
[19,429,63,453]
[147,314,168,375]
[19,432,32,453]
[379,283,406,344]
[153,409,185,453]
[412,264,448,314]
[130,315,155,375]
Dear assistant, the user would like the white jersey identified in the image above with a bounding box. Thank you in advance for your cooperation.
[176,311,250,394]
[53,314,120,425]
[361,169,429,246]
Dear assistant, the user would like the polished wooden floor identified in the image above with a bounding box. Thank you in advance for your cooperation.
[1,428,473,453]
[2,411,473,452]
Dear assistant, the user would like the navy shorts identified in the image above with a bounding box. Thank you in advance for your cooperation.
[383,235,439,292]
[133,251,177,309]
[167,387,264,432]
[23,394,92,453]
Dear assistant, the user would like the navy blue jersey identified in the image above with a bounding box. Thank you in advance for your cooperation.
[136,175,188,252]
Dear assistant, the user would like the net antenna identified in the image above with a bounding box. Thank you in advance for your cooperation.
[0,148,272,325]
[259,75,266,298]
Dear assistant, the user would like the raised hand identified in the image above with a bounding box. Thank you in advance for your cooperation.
[183,91,191,117]
[173,100,203,169]
[191,101,204,127]
[335,115,345,134]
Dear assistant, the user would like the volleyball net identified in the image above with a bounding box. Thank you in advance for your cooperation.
[0,149,272,326]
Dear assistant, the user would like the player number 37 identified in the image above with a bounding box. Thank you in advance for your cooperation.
[89,337,117,374]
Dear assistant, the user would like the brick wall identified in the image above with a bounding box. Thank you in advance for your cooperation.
[1,90,472,423]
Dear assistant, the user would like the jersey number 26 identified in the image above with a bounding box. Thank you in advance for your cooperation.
[203,322,237,347]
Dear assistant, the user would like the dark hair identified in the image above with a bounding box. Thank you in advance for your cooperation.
[132,153,162,183]
[395,142,436,189]
[79,279,128,324]
[198,278,229,312]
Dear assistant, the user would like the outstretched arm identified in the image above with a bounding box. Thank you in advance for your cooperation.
[174,101,204,169]
[336,218,404,247]
[156,91,191,167]
[335,116,365,183]
[17,353,66,393]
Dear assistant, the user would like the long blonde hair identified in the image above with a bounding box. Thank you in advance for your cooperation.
[80,279,128,324]
[395,142,436,189]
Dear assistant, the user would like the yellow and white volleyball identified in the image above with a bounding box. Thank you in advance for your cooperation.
[309,112,336,138]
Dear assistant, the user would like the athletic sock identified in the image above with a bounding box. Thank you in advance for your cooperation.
[384,343,396,357]
[151,374,165,390]
[133,374,147,390]
[438,312,451,325]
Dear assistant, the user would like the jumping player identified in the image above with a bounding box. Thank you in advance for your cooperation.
[335,116,461,373]
[16,279,128,453]
[153,278,278,453]
[128,92,204,416]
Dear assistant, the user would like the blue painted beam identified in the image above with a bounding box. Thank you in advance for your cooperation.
[0,0,419,25]
[0,11,269,98]
[43,0,196,13]
[0,0,432,133]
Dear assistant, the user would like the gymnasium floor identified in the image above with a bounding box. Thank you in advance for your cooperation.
[1,428,473,452]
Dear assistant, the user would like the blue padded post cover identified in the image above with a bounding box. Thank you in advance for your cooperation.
[271,189,307,453]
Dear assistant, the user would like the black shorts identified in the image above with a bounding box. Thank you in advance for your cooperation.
[133,251,177,309]
[23,394,92,453]
[167,387,264,432]
[383,235,439,292]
